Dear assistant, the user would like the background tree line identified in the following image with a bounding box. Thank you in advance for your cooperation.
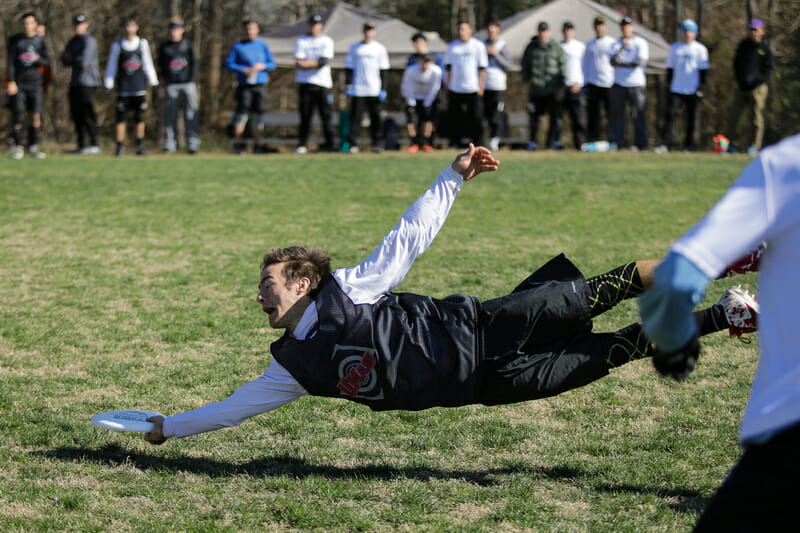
[2,0,798,148]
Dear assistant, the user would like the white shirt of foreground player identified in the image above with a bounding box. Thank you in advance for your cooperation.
[344,40,390,97]
[666,40,709,95]
[163,166,466,438]
[670,133,800,443]
[444,37,489,94]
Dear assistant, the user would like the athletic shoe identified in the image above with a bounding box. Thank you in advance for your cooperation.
[549,141,564,150]
[407,144,420,153]
[294,145,308,154]
[188,147,198,155]
[233,143,245,156]
[68,147,85,154]
[371,145,384,153]
[115,144,125,157]
[654,145,669,154]
[421,145,434,152]
[9,145,24,160]
[628,146,640,153]
[747,146,758,156]
[83,146,101,155]
[526,141,538,151]
[135,145,147,156]
[348,145,359,154]
[719,286,759,341]
[723,243,766,277]
[28,145,46,159]
[489,137,500,151]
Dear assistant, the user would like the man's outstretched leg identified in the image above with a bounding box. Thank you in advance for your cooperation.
[586,259,658,318]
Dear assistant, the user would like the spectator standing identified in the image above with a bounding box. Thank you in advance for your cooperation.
[444,21,488,148]
[520,21,566,151]
[104,16,159,156]
[6,12,51,160]
[655,19,708,153]
[294,14,335,154]
[483,21,511,152]
[225,20,276,155]
[583,16,615,143]
[727,18,773,155]
[158,17,200,154]
[344,22,390,154]
[60,13,100,154]
[407,33,445,74]
[608,17,649,151]
[560,21,587,149]
[401,53,442,152]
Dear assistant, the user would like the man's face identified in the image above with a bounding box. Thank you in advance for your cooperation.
[539,28,550,43]
[622,23,634,39]
[246,22,260,41]
[488,24,500,41]
[310,21,323,37]
[413,38,427,53]
[364,27,376,41]
[595,22,606,37]
[564,27,575,41]
[458,23,472,42]
[125,20,139,37]
[169,26,184,42]
[683,29,696,43]
[256,263,307,330]
[23,16,37,37]
[75,21,89,34]
[750,26,764,42]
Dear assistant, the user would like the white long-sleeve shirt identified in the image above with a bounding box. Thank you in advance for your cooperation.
[164,166,466,438]
[670,133,800,443]
[583,36,615,88]
[104,36,159,94]
[401,62,442,107]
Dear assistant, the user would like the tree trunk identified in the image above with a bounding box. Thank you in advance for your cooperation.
[204,0,224,126]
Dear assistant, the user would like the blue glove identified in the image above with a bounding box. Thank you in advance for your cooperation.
[345,85,355,97]
[639,252,710,353]
[378,90,387,102]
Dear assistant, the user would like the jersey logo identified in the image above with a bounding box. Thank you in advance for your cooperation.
[170,57,189,72]
[19,48,40,66]
[333,345,384,401]
[122,55,143,75]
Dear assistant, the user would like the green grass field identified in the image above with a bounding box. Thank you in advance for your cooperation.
[1,150,759,531]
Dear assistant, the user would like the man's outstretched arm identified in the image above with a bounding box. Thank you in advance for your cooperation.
[336,145,498,304]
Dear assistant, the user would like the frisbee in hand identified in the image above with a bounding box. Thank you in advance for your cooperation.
[91,410,164,433]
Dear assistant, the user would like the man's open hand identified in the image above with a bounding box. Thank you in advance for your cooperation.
[144,415,168,445]
[451,143,500,181]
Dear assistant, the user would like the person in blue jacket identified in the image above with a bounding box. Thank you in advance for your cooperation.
[225,20,276,154]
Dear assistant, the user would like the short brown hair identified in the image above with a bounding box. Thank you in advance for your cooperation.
[262,246,332,295]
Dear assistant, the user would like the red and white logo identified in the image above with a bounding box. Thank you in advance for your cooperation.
[170,57,189,72]
[333,345,384,400]
[122,55,143,75]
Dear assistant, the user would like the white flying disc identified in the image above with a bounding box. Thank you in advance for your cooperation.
[91,410,164,433]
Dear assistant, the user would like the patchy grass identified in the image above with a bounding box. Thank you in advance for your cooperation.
[1,150,758,531]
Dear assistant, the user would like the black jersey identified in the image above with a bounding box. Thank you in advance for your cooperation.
[116,40,147,95]
[272,276,482,411]
[7,33,51,88]
[158,38,195,85]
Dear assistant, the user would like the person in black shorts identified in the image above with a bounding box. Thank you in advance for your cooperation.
[103,16,159,156]
[6,12,51,159]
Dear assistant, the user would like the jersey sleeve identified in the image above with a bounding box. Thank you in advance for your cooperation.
[162,360,307,438]
[104,41,120,89]
[334,165,465,305]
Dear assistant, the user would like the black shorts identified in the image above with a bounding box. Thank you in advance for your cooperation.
[476,254,613,405]
[9,86,44,116]
[235,84,267,115]
[406,99,438,124]
[116,95,147,123]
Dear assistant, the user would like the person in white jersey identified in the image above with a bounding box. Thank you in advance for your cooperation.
[444,21,488,148]
[401,53,442,153]
[608,17,649,151]
[294,13,335,154]
[344,22,390,153]
[560,21,586,150]
[639,133,800,531]
[583,16,616,143]
[655,19,708,153]
[483,21,511,151]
